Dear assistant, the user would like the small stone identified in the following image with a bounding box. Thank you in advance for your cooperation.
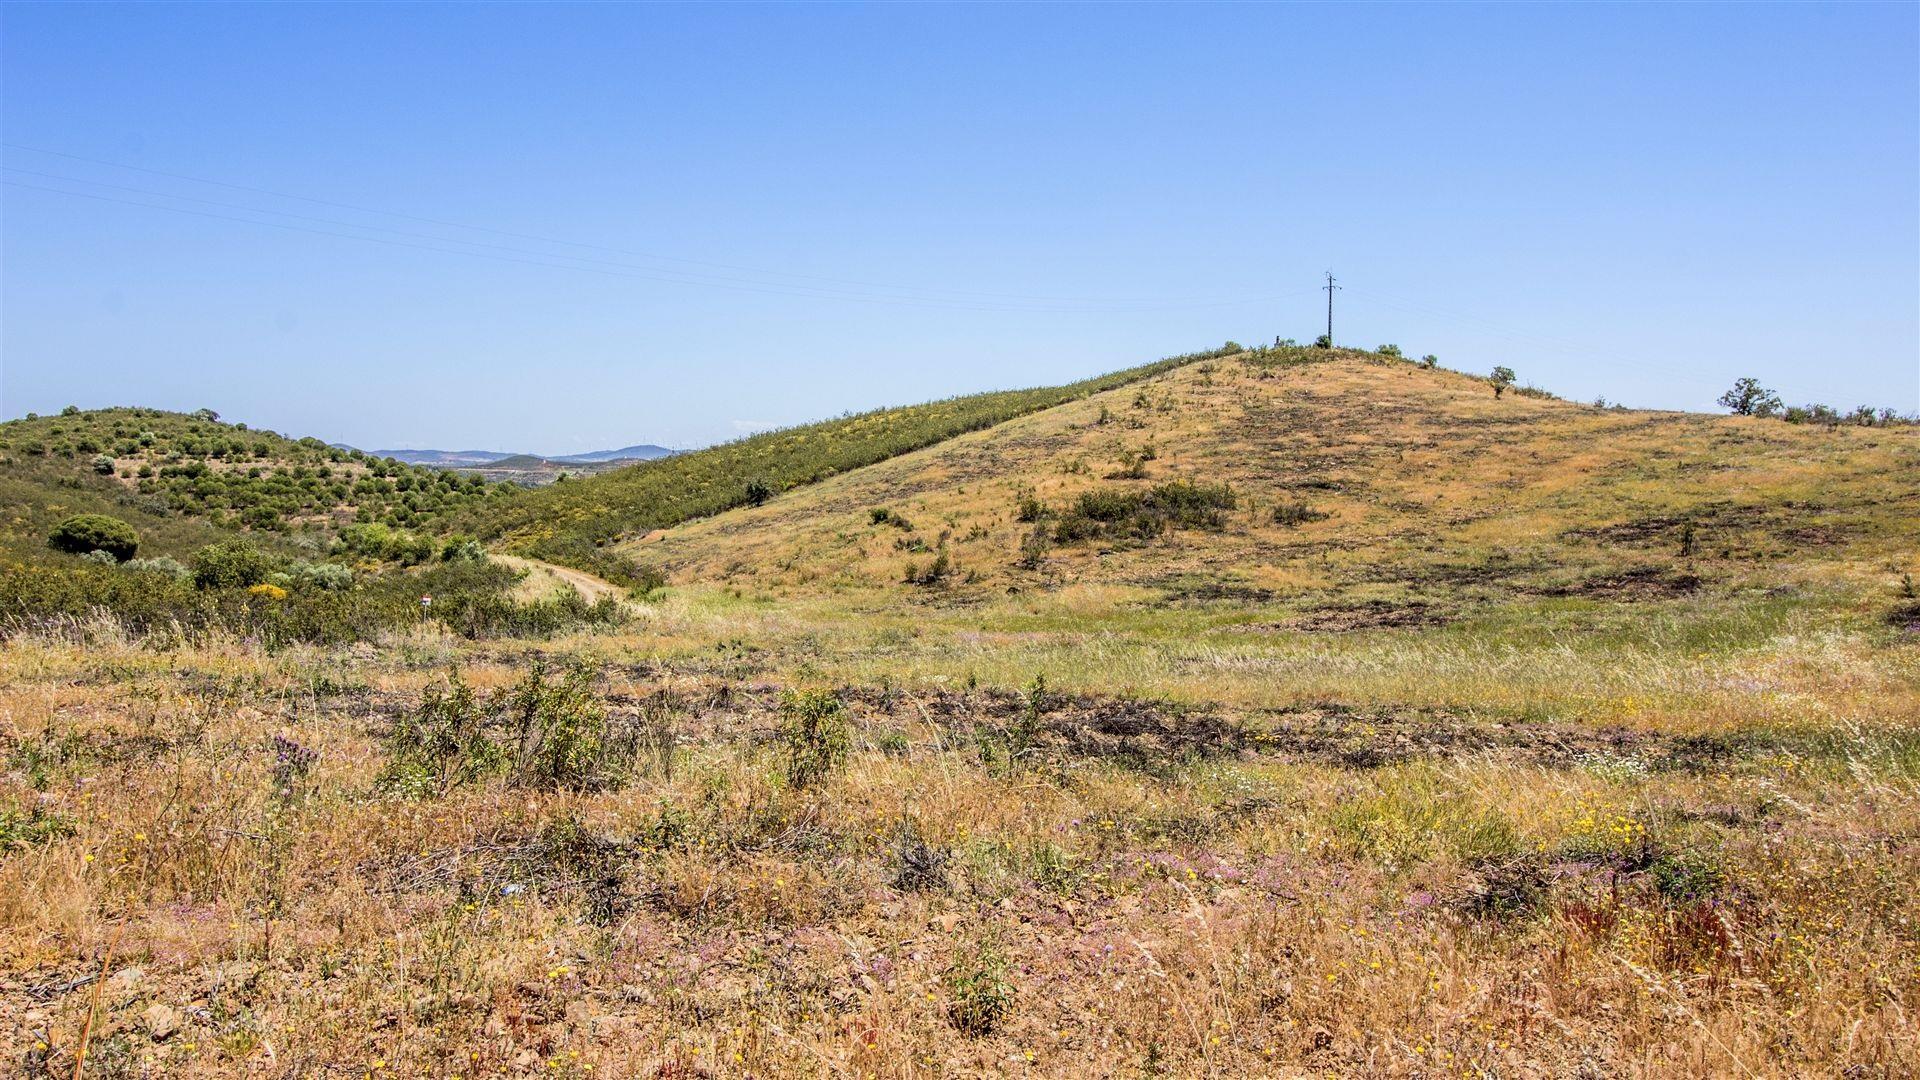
[142,1003,181,1040]
[107,966,144,992]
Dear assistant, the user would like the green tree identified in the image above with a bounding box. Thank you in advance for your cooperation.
[1490,366,1517,398]
[47,515,139,562]
[1717,377,1781,417]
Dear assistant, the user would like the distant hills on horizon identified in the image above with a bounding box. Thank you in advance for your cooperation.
[359,444,677,467]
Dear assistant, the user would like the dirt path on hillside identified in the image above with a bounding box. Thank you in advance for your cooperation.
[491,554,627,604]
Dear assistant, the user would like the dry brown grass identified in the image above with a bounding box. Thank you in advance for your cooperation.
[3,354,1916,1077]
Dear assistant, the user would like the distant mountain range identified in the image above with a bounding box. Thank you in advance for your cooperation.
[367,444,675,466]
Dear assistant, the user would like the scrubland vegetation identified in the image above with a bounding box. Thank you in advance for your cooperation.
[472,345,1247,587]
[1,348,1916,1077]
[0,407,509,545]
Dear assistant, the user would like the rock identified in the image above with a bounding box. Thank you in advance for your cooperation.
[142,1003,182,1040]
[107,966,144,993]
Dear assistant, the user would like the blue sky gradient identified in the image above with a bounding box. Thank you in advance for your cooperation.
[3,3,1915,453]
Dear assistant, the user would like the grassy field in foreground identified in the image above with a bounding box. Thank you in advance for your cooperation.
[1,351,1916,1077]
[0,586,1914,1078]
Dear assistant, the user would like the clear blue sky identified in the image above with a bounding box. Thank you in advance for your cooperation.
[3,3,1915,453]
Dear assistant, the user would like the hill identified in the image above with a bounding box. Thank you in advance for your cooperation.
[553,444,674,463]
[0,407,516,563]
[370,444,673,466]
[369,448,517,466]
[633,350,1919,627]
[3,349,1916,1077]
[469,344,1245,584]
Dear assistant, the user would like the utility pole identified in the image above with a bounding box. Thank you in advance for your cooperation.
[1322,271,1340,346]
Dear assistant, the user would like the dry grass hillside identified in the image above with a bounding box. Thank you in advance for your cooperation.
[3,351,1916,1078]
[638,351,1915,614]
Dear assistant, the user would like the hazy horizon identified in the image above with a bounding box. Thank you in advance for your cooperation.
[4,3,1916,450]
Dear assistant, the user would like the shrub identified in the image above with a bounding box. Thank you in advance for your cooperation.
[744,477,774,506]
[1489,366,1517,398]
[125,556,189,580]
[890,818,951,892]
[381,662,633,796]
[1107,449,1151,480]
[1314,334,1332,349]
[1271,501,1331,527]
[1377,344,1402,358]
[778,687,849,790]
[283,561,354,591]
[440,536,486,562]
[191,539,274,589]
[944,940,1013,1036]
[48,514,139,561]
[904,545,954,586]
[1013,491,1048,523]
[90,453,116,475]
[1420,354,1438,369]
[1016,524,1052,570]
[337,523,436,565]
[507,661,631,791]
[379,671,501,796]
[1051,481,1235,544]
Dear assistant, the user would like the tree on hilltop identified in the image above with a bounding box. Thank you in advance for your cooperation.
[1717,378,1781,417]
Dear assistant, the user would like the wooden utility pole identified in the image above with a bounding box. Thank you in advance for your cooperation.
[1322,271,1340,346]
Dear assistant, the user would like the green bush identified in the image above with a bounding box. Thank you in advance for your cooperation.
[1050,481,1236,544]
[381,661,635,796]
[380,671,501,797]
[507,661,631,791]
[48,514,139,562]
[191,539,275,589]
[1377,344,1402,358]
[778,688,849,790]
[944,940,1013,1036]
[1271,500,1331,527]
[440,536,486,562]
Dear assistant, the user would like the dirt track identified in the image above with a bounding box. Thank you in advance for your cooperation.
[491,554,626,604]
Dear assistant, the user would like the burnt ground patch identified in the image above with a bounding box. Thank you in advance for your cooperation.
[1562,501,1854,554]
[1150,575,1277,606]
[362,671,1799,780]
[1888,603,1920,635]
[1272,600,1454,632]
[1535,566,1703,601]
